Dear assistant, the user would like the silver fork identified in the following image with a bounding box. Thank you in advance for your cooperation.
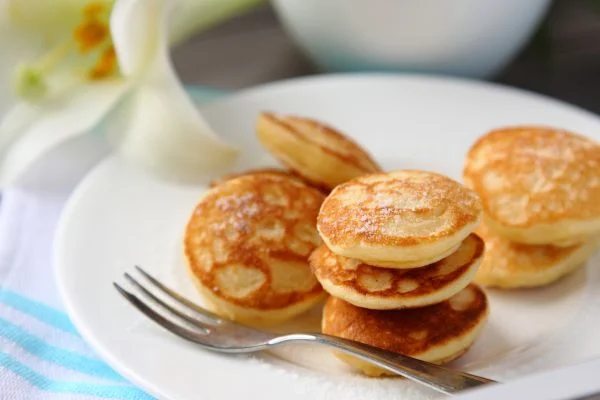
[114,266,497,396]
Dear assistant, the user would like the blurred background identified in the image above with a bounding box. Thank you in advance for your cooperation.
[173,0,600,114]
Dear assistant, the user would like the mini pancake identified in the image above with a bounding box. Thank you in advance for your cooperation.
[475,223,599,289]
[322,285,489,377]
[464,126,600,246]
[256,112,381,190]
[317,170,482,268]
[184,173,326,326]
[208,168,294,188]
[310,234,484,309]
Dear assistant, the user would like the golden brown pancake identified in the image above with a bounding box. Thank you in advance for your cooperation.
[464,126,600,246]
[184,173,326,326]
[310,234,484,309]
[317,170,482,268]
[209,168,294,188]
[256,112,381,190]
[475,223,599,288]
[322,285,489,376]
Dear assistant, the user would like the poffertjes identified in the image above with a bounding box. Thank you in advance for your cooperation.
[310,234,484,309]
[322,285,489,376]
[257,113,381,190]
[184,172,326,326]
[464,126,600,246]
[475,223,599,288]
[317,170,482,268]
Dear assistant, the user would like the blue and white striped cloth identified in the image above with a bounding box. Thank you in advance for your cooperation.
[0,189,153,400]
[0,86,224,399]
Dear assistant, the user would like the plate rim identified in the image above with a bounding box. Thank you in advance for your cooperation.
[197,72,600,122]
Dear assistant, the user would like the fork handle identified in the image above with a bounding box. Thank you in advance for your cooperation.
[270,333,497,396]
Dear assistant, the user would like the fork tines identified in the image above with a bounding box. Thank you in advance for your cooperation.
[113,266,271,351]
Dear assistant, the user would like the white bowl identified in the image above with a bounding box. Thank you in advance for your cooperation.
[272,0,552,78]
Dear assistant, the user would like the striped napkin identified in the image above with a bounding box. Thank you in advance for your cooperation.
[0,86,224,399]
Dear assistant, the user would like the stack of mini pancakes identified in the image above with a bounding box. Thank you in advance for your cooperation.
[183,112,494,376]
[310,170,490,376]
[464,127,600,289]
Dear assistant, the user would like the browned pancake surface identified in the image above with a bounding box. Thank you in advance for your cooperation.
[322,284,488,356]
[474,223,599,287]
[257,113,381,189]
[464,126,600,228]
[310,234,483,298]
[185,173,325,310]
[317,170,481,248]
[476,223,581,274]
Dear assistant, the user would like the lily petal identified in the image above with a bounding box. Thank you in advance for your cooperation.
[109,0,157,77]
[108,0,239,183]
[0,80,129,187]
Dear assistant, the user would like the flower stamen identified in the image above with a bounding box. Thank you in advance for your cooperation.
[88,46,117,80]
[12,1,119,100]
[73,3,110,53]
[13,41,72,100]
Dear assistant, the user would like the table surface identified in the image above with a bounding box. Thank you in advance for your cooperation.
[172,0,600,114]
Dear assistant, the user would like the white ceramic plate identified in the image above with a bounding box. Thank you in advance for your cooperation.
[55,75,600,400]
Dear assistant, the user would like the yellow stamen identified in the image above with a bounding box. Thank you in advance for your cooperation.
[74,2,119,80]
[88,46,117,80]
[74,19,108,53]
[73,3,109,53]
[13,1,119,100]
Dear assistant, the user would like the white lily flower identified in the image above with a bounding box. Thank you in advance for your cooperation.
[0,0,263,186]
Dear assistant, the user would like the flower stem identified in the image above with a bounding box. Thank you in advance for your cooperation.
[36,41,73,72]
